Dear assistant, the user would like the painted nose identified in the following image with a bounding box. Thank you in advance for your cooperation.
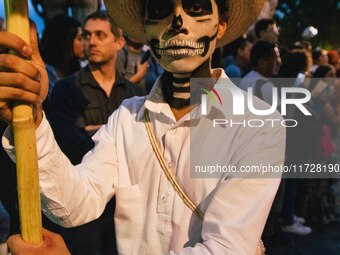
[171,15,183,30]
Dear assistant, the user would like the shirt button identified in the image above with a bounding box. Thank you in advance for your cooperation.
[162,195,167,204]
[170,129,176,134]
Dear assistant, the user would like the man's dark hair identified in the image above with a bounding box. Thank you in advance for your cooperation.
[254,19,276,38]
[230,36,249,58]
[250,40,276,67]
[84,11,122,38]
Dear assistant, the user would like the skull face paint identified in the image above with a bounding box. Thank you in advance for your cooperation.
[182,0,213,17]
[144,0,220,73]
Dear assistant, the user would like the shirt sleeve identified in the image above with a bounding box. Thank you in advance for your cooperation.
[225,65,242,78]
[169,114,285,255]
[2,112,119,228]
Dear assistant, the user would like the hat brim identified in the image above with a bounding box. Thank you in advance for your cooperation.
[104,0,264,47]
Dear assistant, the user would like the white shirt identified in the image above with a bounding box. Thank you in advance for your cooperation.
[3,70,285,255]
[239,70,277,105]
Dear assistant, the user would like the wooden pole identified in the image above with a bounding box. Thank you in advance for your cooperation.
[4,0,42,244]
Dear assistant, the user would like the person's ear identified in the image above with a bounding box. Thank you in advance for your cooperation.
[116,37,125,50]
[217,21,227,40]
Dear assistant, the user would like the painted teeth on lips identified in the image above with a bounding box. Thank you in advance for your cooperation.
[155,48,205,56]
[154,40,205,56]
[156,40,205,50]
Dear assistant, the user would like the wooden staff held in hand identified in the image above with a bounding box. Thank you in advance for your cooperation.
[4,0,42,244]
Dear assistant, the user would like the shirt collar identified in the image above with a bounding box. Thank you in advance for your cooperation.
[136,68,228,122]
[79,65,96,86]
[136,74,174,122]
[248,70,269,81]
[80,65,126,88]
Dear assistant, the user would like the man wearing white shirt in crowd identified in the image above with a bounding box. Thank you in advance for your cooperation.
[239,40,282,105]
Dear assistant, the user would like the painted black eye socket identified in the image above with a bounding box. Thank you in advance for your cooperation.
[186,4,204,15]
[147,2,173,20]
[183,0,213,17]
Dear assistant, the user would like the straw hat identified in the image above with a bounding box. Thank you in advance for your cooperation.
[104,0,264,47]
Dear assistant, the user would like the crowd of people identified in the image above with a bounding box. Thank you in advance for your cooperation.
[0,0,339,254]
[221,18,340,251]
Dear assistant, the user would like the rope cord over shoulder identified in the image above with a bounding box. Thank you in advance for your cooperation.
[144,108,265,255]
[144,109,204,220]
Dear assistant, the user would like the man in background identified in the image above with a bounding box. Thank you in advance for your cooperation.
[239,40,282,105]
[254,19,280,44]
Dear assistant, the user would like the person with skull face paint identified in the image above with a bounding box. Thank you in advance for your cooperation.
[1,0,285,254]
[144,0,228,111]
